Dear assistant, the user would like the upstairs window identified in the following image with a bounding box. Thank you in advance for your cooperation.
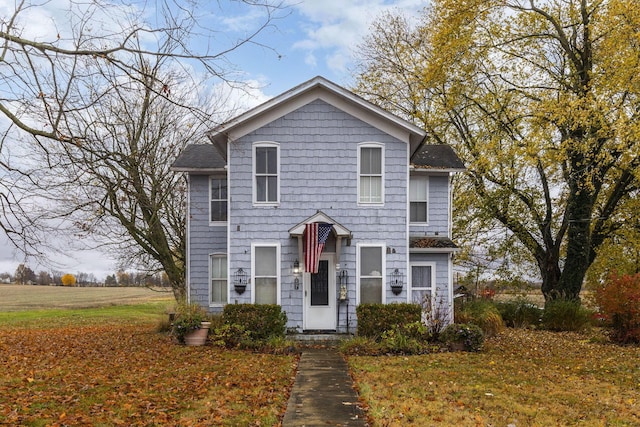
[358,144,384,204]
[210,177,227,222]
[410,176,429,223]
[254,143,279,204]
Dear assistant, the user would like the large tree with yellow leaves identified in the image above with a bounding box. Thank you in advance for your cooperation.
[355,0,640,301]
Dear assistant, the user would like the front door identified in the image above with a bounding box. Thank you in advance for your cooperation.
[304,255,336,330]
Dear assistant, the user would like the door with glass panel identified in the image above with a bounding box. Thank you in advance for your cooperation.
[410,263,436,322]
[304,255,336,330]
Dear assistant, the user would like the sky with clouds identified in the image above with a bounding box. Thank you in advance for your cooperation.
[0,0,429,279]
[223,0,428,94]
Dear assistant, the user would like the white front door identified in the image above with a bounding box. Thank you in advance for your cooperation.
[304,255,336,330]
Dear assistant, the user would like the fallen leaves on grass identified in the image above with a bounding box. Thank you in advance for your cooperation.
[349,328,640,426]
[0,323,296,426]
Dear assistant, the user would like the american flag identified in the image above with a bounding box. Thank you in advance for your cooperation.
[304,222,333,274]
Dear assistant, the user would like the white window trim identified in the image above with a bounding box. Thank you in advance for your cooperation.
[252,141,280,206]
[209,176,228,226]
[357,142,385,206]
[250,242,281,304]
[409,175,429,225]
[209,253,228,307]
[356,243,386,304]
[407,262,436,305]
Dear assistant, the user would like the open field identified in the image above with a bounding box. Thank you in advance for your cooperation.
[0,305,297,426]
[349,328,640,426]
[0,284,173,311]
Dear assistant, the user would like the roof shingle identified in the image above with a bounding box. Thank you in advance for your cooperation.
[410,236,459,249]
[411,144,465,170]
[171,144,226,171]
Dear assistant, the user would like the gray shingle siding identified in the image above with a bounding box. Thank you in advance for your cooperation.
[180,87,459,332]
[187,174,227,308]
[228,100,408,330]
[409,252,453,323]
[409,173,451,236]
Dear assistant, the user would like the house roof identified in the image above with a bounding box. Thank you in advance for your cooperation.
[411,144,466,172]
[289,211,352,238]
[410,236,460,252]
[170,144,226,172]
[207,76,428,158]
[172,78,465,173]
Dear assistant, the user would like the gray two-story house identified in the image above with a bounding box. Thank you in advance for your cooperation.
[171,76,464,333]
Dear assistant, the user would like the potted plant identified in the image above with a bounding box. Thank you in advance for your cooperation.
[171,302,210,346]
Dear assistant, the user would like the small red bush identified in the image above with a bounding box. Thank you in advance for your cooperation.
[594,273,640,343]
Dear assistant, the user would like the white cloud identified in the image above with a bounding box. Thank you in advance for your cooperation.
[0,244,21,276]
[304,51,317,67]
[287,0,428,73]
[219,6,269,33]
[0,0,145,51]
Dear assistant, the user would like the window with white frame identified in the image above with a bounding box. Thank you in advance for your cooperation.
[359,245,383,303]
[358,144,383,204]
[210,254,227,304]
[210,177,227,222]
[254,143,279,204]
[410,176,429,223]
[253,244,279,304]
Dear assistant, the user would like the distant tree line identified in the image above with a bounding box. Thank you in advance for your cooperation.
[0,264,170,288]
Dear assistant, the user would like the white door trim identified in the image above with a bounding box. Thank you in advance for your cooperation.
[303,253,336,330]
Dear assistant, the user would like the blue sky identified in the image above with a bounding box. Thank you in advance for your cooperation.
[219,0,427,95]
[0,0,429,279]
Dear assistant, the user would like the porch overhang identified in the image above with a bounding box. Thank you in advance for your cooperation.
[409,236,461,253]
[289,211,353,268]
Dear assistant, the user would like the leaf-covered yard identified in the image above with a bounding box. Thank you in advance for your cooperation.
[0,317,296,426]
[349,328,640,426]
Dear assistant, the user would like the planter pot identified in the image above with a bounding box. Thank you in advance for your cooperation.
[184,321,211,346]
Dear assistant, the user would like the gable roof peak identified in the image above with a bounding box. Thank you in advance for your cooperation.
[207,75,427,158]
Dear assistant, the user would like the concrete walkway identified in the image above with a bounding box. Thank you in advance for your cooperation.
[282,348,367,426]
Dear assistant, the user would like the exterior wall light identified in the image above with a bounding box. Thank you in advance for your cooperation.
[390,268,403,295]
[338,269,349,301]
[234,268,248,294]
[293,259,300,290]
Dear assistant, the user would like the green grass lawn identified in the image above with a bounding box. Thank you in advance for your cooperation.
[0,301,172,328]
[4,285,637,426]
[348,328,640,426]
[0,284,176,327]
[0,283,173,311]
[0,301,297,426]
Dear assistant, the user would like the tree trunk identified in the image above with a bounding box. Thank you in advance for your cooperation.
[542,177,594,302]
[165,262,186,302]
[539,254,562,302]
